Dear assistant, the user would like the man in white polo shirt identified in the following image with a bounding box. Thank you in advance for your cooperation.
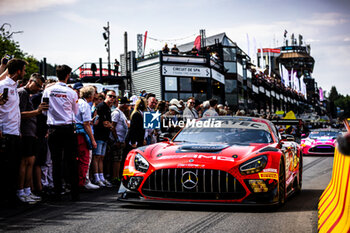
[0,58,28,203]
[42,64,80,201]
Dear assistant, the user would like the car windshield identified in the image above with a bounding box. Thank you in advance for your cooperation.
[173,127,273,145]
[309,131,340,139]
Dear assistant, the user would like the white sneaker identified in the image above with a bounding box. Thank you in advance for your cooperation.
[17,194,37,204]
[85,181,100,190]
[94,180,105,187]
[28,192,42,201]
[103,180,113,188]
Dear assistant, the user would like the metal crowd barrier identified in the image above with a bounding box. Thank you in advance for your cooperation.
[318,120,350,233]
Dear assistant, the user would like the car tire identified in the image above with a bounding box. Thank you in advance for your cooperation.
[278,158,286,206]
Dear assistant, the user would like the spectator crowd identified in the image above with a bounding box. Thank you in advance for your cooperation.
[0,56,284,206]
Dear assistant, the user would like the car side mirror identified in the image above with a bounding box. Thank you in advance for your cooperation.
[159,133,171,143]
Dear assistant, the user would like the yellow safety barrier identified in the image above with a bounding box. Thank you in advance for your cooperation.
[318,128,350,233]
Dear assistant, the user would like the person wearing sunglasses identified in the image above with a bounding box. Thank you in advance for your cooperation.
[183,97,199,122]
[91,90,116,187]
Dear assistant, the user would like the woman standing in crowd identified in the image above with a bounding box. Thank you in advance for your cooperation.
[124,97,147,153]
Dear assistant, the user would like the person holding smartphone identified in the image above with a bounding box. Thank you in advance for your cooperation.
[0,55,13,81]
[0,58,28,204]
[17,73,48,204]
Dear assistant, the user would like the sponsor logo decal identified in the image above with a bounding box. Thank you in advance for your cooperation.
[258,172,278,180]
[122,167,135,176]
[158,154,234,162]
[263,168,277,173]
[177,164,205,168]
[181,171,198,189]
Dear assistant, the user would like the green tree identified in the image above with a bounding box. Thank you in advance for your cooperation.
[328,86,340,102]
[335,95,350,118]
[0,23,39,80]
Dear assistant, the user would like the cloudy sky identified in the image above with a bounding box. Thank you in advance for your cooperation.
[1,0,349,95]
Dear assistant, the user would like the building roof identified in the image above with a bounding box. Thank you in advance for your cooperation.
[177,33,236,52]
[278,52,313,59]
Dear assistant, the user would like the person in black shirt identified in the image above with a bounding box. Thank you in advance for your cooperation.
[17,74,48,203]
[162,43,170,54]
[171,45,179,55]
[92,90,115,187]
[191,45,199,56]
[125,97,147,154]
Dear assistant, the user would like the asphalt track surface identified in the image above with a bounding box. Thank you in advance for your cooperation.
[0,156,333,233]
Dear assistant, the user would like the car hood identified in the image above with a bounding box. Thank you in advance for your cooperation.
[138,142,275,170]
[302,137,336,146]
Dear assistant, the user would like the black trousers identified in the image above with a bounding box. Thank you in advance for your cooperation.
[0,134,21,202]
[48,125,79,199]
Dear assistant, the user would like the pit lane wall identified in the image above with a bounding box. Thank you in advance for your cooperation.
[318,130,350,233]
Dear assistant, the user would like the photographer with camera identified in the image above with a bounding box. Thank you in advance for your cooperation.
[0,58,28,204]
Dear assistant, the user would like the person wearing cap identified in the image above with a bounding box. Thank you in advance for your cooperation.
[162,105,181,137]
[169,98,182,109]
[169,98,183,119]
[110,97,130,184]
[73,82,83,90]
[74,85,99,190]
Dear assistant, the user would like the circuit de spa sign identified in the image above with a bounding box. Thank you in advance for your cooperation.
[162,65,210,78]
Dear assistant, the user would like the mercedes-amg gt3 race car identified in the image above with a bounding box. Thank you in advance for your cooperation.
[300,129,342,156]
[119,116,302,206]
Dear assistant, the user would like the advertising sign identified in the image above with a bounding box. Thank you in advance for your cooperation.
[79,68,116,78]
[211,69,225,84]
[162,65,210,78]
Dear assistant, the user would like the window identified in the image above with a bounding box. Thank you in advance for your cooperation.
[247,70,252,79]
[179,77,192,91]
[226,93,237,106]
[179,93,192,100]
[224,62,237,73]
[223,47,236,61]
[192,77,207,94]
[194,93,207,102]
[165,76,177,91]
[225,79,237,94]
[237,62,243,77]
[164,92,178,101]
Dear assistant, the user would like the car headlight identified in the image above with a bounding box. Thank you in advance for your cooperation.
[134,153,149,173]
[305,140,312,146]
[239,155,267,175]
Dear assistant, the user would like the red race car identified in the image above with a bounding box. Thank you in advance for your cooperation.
[119,116,302,206]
